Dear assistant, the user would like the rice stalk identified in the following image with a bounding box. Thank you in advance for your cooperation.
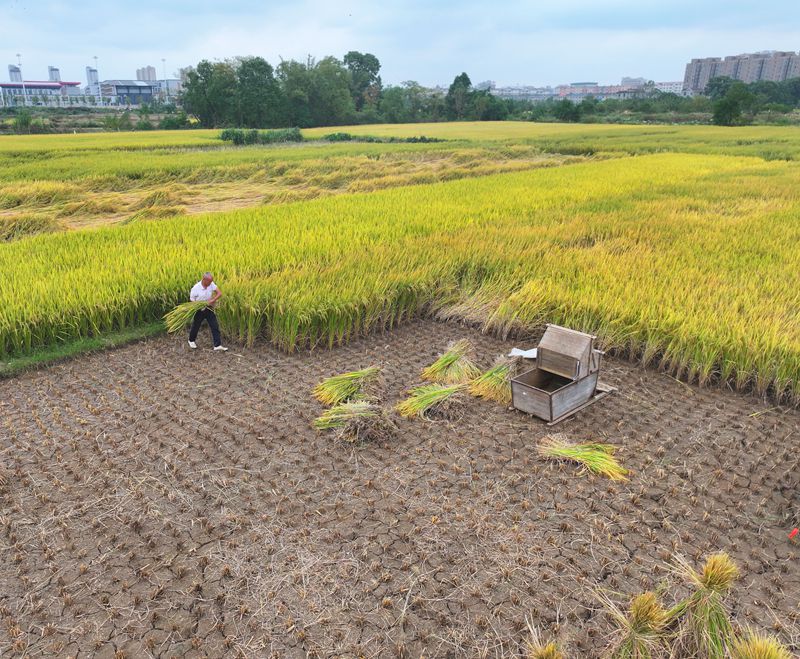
[537,435,629,481]
[728,628,792,659]
[313,400,396,443]
[524,619,564,659]
[395,383,467,419]
[421,339,481,384]
[598,590,669,658]
[164,300,209,333]
[669,553,739,658]
[313,366,380,405]
[468,355,519,404]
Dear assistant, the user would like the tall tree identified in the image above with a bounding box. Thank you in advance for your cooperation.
[309,57,356,125]
[182,60,238,127]
[235,56,287,127]
[343,51,382,111]
[276,57,315,128]
[446,72,473,120]
[704,76,736,101]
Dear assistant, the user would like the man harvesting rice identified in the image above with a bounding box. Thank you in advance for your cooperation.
[188,272,228,351]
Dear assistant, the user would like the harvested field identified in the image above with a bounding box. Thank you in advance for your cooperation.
[0,320,798,657]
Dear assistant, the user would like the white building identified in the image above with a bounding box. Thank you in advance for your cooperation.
[654,81,685,95]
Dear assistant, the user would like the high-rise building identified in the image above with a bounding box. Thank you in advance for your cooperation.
[8,65,22,82]
[684,51,800,93]
[48,66,61,82]
[86,66,99,96]
[136,66,157,81]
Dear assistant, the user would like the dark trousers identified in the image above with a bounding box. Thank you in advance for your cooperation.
[189,308,221,347]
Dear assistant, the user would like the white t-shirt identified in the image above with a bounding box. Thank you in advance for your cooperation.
[190,281,218,302]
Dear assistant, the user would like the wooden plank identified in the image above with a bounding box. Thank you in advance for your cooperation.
[538,349,579,380]
[511,382,551,419]
[546,383,616,426]
[551,373,598,419]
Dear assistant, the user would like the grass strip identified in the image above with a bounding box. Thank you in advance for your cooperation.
[0,321,164,379]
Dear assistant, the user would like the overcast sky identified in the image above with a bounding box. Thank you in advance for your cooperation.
[2,1,797,87]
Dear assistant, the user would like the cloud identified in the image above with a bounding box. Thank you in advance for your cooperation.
[1,0,797,86]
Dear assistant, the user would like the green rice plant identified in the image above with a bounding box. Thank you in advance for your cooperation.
[537,435,629,481]
[525,620,564,659]
[728,629,792,659]
[669,553,740,658]
[468,356,519,404]
[313,400,396,443]
[313,366,380,405]
[396,383,467,419]
[164,301,209,334]
[421,339,481,384]
[599,590,669,658]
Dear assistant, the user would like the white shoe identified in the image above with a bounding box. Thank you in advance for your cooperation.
[188,341,197,349]
[213,346,228,352]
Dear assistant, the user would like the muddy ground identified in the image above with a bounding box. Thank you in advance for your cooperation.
[0,320,798,657]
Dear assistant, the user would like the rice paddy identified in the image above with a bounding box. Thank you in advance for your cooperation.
[2,123,800,407]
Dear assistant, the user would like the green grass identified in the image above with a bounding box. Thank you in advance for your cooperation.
[0,321,164,378]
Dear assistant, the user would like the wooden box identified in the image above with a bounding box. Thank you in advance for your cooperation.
[511,324,605,424]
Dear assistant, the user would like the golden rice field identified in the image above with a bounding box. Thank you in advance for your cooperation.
[2,120,800,404]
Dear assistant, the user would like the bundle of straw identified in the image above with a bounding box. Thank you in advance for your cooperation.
[599,590,669,658]
[164,300,209,334]
[537,435,629,481]
[396,383,467,419]
[525,621,564,659]
[469,356,519,404]
[421,339,481,384]
[669,553,740,659]
[728,629,792,659]
[313,400,396,443]
[313,366,380,406]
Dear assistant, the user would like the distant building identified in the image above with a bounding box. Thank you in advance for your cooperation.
[136,65,157,82]
[654,81,684,94]
[0,79,81,106]
[48,66,61,82]
[100,80,155,105]
[86,66,100,96]
[152,78,182,99]
[492,85,556,101]
[8,65,22,82]
[684,51,800,93]
[621,76,648,87]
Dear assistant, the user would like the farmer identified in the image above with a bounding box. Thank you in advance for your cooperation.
[188,272,228,351]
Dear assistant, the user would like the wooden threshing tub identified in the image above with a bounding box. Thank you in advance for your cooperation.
[511,324,613,425]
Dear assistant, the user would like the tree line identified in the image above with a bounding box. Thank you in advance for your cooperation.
[704,76,800,125]
[181,53,510,128]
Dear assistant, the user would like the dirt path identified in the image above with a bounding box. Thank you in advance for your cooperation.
[1,321,798,657]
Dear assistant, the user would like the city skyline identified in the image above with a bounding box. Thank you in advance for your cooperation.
[2,0,798,88]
